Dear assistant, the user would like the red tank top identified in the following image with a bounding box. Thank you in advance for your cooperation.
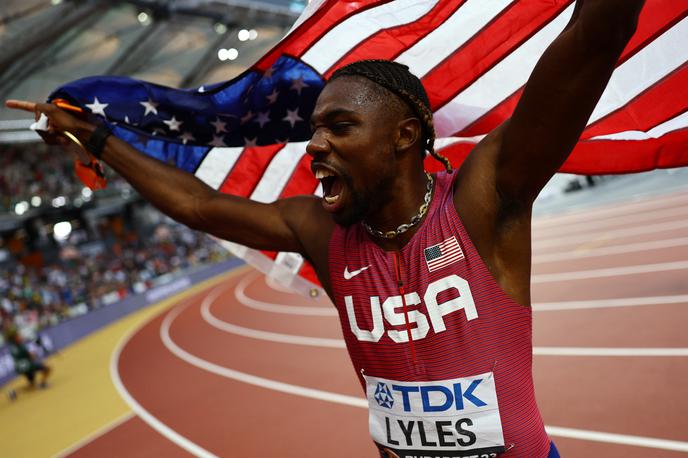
[328,171,550,458]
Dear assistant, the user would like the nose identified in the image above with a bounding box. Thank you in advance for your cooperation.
[306,128,329,159]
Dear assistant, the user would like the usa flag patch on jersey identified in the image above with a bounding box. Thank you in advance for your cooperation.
[424,236,465,273]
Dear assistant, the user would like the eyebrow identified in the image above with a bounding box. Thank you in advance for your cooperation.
[310,108,359,127]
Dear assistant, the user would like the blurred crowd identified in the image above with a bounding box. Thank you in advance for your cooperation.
[0,144,129,213]
[0,224,231,343]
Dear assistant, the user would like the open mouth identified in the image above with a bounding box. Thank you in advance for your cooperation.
[313,165,345,210]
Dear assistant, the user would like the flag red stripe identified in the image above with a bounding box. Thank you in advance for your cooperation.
[445,1,686,138]
[422,0,573,110]
[436,128,688,175]
[257,1,390,71]
[218,145,284,196]
[616,1,688,67]
[582,63,688,138]
[280,155,319,198]
[322,0,466,79]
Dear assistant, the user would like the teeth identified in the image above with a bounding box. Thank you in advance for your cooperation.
[324,195,339,204]
[315,169,334,179]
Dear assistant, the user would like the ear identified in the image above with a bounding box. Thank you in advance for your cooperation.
[395,117,422,154]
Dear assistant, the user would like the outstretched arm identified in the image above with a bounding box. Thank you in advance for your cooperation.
[495,0,645,205]
[5,100,330,257]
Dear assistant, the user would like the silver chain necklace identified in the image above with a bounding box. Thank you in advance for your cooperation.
[363,172,433,239]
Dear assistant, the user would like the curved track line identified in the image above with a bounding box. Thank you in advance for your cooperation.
[533,219,688,249]
[533,294,688,311]
[110,297,218,458]
[202,284,344,348]
[207,285,688,356]
[532,260,688,283]
[236,271,337,316]
[533,236,688,263]
[164,285,688,453]
[533,191,688,228]
[534,204,688,238]
[161,295,367,408]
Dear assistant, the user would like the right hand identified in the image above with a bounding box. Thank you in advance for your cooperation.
[5,99,95,147]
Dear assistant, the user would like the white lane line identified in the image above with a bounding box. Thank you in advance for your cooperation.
[544,426,688,453]
[163,288,688,452]
[533,236,688,264]
[236,271,336,316]
[162,297,366,408]
[110,298,218,458]
[208,283,688,356]
[52,411,135,458]
[533,204,688,240]
[533,219,688,249]
[533,294,688,311]
[533,347,688,357]
[533,192,688,229]
[202,285,344,348]
[532,260,688,283]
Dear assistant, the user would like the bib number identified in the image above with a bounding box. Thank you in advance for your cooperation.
[364,372,505,458]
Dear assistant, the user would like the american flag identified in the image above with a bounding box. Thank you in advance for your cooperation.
[49,0,688,295]
[424,237,465,273]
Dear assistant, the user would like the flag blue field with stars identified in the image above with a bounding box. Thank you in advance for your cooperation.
[49,55,323,174]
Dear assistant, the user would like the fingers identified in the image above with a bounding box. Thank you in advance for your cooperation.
[5,99,36,112]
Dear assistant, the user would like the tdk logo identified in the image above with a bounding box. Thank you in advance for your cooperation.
[374,382,394,408]
[392,379,487,412]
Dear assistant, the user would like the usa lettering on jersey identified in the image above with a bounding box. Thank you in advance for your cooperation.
[345,274,478,343]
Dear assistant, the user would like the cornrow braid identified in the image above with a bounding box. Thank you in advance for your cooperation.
[330,59,452,172]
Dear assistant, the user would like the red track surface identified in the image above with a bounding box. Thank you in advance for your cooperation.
[68,191,688,457]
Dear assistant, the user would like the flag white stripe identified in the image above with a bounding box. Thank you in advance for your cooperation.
[251,142,308,203]
[433,5,574,137]
[429,256,464,270]
[588,16,688,125]
[589,110,688,141]
[301,0,438,74]
[396,0,515,78]
[195,147,244,190]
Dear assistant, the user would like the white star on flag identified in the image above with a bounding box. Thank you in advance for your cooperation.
[282,108,303,127]
[163,116,183,131]
[263,66,276,79]
[140,98,159,116]
[243,137,258,147]
[197,86,205,93]
[290,76,309,95]
[208,135,226,147]
[254,111,271,128]
[265,89,279,105]
[180,131,195,144]
[86,97,108,117]
[210,117,227,133]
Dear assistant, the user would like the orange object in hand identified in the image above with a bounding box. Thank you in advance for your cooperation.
[51,98,108,190]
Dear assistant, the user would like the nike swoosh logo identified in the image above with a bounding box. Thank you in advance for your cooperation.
[344,265,371,280]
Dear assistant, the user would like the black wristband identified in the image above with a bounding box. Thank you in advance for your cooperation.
[84,123,112,159]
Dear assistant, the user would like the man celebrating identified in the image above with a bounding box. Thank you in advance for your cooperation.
[7,0,645,456]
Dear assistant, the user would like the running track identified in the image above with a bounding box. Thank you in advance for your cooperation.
[66,190,688,457]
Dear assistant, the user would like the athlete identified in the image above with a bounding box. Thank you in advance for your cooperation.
[3,326,52,395]
[6,0,645,455]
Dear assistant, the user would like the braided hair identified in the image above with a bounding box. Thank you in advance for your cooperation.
[329,59,452,172]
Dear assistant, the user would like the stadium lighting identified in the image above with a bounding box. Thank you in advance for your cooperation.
[137,12,151,25]
[31,196,42,207]
[81,187,93,200]
[14,201,29,215]
[227,48,238,60]
[53,222,72,242]
[248,29,258,40]
[51,196,66,208]
[51,0,62,5]
[218,48,228,61]
[238,29,250,41]
[214,23,227,35]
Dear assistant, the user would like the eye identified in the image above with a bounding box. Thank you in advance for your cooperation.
[331,122,353,134]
